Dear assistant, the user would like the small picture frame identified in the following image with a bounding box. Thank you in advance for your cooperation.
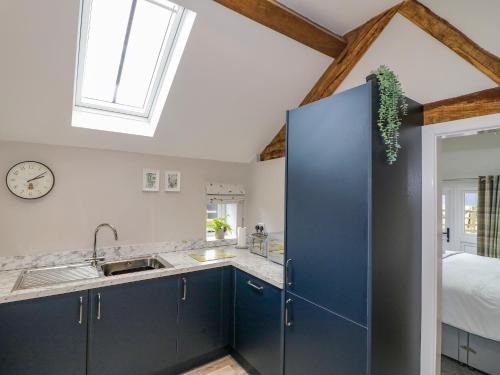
[142,169,160,192]
[165,171,181,192]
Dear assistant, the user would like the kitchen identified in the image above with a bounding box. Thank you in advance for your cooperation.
[1,0,498,374]
[0,142,286,374]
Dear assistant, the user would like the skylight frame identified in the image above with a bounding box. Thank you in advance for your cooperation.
[72,0,194,135]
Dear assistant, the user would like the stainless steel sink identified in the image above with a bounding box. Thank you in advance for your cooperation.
[12,256,173,291]
[13,263,101,291]
[99,256,173,276]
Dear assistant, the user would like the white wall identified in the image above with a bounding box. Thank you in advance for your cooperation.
[246,158,285,233]
[0,141,250,256]
[442,132,500,179]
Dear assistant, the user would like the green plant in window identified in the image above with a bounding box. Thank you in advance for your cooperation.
[207,217,232,234]
[371,65,408,165]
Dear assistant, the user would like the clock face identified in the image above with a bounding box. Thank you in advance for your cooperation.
[6,161,55,199]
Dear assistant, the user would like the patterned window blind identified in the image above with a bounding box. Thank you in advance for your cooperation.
[205,183,246,203]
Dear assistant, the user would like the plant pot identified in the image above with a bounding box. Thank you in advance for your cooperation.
[215,229,225,240]
[365,73,377,83]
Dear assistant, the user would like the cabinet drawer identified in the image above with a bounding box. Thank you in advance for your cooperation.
[469,333,500,375]
[234,269,282,375]
[442,323,459,360]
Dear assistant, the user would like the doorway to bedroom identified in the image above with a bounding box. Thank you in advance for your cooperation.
[439,131,500,375]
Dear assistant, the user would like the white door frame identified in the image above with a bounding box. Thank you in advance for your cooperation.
[421,113,500,375]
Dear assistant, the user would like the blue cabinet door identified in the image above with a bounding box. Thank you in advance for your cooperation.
[286,84,372,326]
[222,266,234,346]
[234,269,282,375]
[87,277,179,375]
[177,268,227,362]
[0,292,88,375]
[284,293,367,375]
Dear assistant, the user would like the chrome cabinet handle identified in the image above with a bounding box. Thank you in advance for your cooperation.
[182,277,187,301]
[285,298,293,327]
[285,259,293,287]
[247,280,264,291]
[78,296,83,325]
[97,293,101,320]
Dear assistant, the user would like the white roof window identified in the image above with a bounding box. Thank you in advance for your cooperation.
[72,0,196,136]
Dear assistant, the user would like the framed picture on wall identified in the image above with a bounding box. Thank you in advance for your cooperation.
[165,171,181,192]
[142,169,160,192]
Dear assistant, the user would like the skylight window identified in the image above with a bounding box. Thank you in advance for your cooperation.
[72,0,196,136]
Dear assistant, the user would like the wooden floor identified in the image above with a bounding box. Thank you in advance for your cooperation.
[182,355,248,375]
[184,354,489,375]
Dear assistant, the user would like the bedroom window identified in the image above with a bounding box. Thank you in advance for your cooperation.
[464,191,478,234]
[442,194,447,233]
[72,0,196,136]
[442,181,478,254]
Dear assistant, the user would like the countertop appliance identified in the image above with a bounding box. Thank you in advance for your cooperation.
[250,225,268,257]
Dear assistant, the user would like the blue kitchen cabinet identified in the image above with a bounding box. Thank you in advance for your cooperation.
[177,267,229,362]
[87,277,179,375]
[284,293,367,375]
[233,269,282,375]
[285,78,423,374]
[0,292,88,375]
[222,266,234,346]
[286,83,371,327]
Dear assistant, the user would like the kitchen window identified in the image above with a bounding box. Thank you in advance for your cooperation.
[72,0,196,136]
[205,183,246,242]
[206,203,238,241]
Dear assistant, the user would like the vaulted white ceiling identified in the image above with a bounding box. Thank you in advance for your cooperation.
[0,0,498,162]
[335,14,496,103]
[279,0,401,35]
[0,0,330,162]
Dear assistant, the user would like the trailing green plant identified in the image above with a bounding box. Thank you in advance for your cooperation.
[207,217,232,233]
[371,65,408,165]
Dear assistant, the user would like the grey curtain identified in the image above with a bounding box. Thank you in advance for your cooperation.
[477,176,500,258]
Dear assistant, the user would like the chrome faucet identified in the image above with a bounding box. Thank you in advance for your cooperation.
[89,223,119,266]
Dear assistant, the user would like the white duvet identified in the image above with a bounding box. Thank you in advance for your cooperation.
[443,252,500,341]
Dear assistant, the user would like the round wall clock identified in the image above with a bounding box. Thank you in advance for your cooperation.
[6,161,55,199]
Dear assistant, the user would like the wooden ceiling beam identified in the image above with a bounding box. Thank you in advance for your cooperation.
[399,0,500,84]
[423,87,500,125]
[259,0,500,160]
[214,0,346,58]
[260,4,401,161]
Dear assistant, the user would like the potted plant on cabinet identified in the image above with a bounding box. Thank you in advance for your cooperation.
[207,217,232,240]
[369,65,408,165]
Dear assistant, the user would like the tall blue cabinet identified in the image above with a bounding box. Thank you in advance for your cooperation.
[284,77,422,375]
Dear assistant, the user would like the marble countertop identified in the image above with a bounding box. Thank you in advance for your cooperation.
[0,247,284,304]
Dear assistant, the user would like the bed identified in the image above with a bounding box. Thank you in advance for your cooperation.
[442,251,500,374]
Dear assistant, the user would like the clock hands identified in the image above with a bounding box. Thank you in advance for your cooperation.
[27,171,47,183]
